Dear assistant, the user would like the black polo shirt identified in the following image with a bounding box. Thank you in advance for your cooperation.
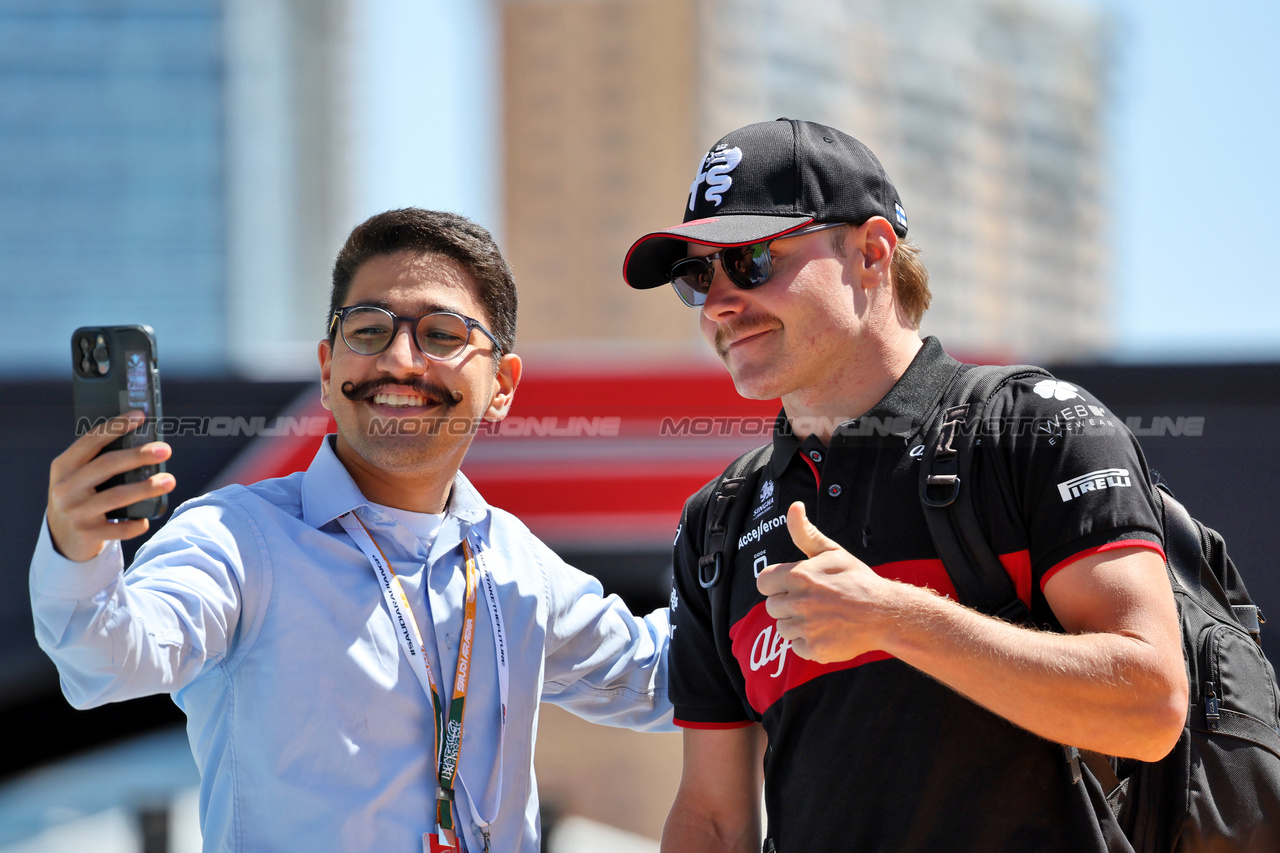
[669,337,1163,852]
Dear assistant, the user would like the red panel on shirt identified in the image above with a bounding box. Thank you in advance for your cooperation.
[725,558,955,713]
[724,553,1043,714]
[999,549,1033,609]
[727,600,891,713]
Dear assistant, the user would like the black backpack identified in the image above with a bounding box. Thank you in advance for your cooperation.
[698,363,1280,853]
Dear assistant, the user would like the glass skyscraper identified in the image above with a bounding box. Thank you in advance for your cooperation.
[0,0,227,373]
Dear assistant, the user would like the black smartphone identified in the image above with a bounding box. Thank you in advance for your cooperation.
[71,325,167,520]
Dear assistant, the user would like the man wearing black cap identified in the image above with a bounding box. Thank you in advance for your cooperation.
[623,119,1187,852]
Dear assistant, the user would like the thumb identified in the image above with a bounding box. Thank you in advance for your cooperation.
[786,501,839,559]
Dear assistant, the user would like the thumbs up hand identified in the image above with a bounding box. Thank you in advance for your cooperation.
[755,501,892,664]
[781,499,843,561]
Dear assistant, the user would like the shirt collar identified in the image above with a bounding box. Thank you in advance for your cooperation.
[302,434,491,530]
[765,336,961,478]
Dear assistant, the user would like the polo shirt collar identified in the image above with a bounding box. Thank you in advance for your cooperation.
[765,336,961,478]
[302,434,491,531]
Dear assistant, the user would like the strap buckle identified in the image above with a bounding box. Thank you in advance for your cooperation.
[922,474,961,507]
[698,552,722,589]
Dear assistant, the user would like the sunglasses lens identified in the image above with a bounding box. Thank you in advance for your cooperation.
[670,258,713,307]
[667,242,775,307]
[720,242,772,288]
[415,313,471,360]
[340,307,394,354]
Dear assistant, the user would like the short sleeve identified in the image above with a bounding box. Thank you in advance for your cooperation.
[668,484,754,728]
[981,376,1165,593]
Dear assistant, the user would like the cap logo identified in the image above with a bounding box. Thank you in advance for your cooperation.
[895,202,908,229]
[688,144,743,211]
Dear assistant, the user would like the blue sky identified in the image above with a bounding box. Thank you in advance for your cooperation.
[352,0,1280,363]
[347,0,498,235]
[1107,0,1280,360]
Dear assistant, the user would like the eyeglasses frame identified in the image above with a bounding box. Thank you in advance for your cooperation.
[667,221,850,307]
[328,305,503,361]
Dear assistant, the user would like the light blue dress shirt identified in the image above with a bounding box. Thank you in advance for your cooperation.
[30,436,673,852]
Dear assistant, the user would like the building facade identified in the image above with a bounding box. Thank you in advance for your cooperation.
[503,0,1112,361]
[0,0,349,376]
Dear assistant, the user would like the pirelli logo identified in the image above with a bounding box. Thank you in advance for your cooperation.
[1057,468,1132,502]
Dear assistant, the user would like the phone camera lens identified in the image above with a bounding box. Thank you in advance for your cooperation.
[78,336,90,354]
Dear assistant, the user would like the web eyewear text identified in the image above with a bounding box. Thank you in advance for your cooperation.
[329,306,502,361]
[667,221,848,307]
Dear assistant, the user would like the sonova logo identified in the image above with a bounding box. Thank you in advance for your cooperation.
[1033,380,1081,402]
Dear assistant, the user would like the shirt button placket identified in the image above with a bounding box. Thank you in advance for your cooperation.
[815,447,852,533]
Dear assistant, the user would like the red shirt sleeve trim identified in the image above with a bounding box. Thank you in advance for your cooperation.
[1040,540,1167,590]
[674,718,754,730]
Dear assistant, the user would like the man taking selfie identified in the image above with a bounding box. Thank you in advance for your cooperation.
[33,208,672,853]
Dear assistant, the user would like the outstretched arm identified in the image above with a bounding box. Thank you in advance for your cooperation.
[757,502,1188,761]
[33,413,258,707]
[539,537,673,731]
[662,725,766,853]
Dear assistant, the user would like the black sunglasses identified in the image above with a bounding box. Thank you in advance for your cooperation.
[667,222,848,307]
[329,306,501,361]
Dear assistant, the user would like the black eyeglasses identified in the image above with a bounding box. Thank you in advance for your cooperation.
[329,306,502,361]
[667,221,848,307]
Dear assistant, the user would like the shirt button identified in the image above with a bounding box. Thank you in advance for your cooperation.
[828,484,843,497]
[446,634,456,649]
[809,450,823,463]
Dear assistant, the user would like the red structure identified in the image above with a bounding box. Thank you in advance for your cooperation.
[212,363,781,548]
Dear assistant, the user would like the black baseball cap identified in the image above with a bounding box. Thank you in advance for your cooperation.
[622,118,908,290]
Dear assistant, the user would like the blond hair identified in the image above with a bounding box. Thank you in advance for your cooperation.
[890,239,931,329]
[831,226,931,329]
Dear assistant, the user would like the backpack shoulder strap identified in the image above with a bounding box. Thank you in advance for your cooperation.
[700,443,773,712]
[1157,485,1264,643]
[917,364,1106,784]
[918,363,1051,624]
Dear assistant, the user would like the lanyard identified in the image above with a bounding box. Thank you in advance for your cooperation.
[337,511,508,850]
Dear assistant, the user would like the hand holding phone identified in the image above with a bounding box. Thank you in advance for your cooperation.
[50,326,176,562]
[47,410,175,561]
